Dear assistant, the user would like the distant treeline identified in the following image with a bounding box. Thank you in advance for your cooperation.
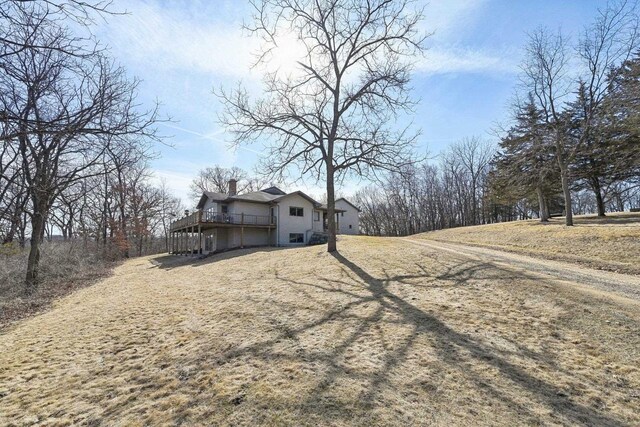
[356,1,640,236]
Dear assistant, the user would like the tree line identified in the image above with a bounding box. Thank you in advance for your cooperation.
[494,0,640,224]
[354,137,499,236]
[0,1,180,293]
[356,0,640,237]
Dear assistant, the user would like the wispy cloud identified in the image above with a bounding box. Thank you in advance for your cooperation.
[100,0,508,80]
[98,1,256,79]
[418,0,519,76]
[423,0,489,38]
[417,46,519,75]
[160,123,263,155]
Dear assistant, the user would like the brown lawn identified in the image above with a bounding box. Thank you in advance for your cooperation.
[0,236,639,426]
[415,212,640,275]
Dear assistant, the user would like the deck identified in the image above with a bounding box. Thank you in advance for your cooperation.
[170,209,276,232]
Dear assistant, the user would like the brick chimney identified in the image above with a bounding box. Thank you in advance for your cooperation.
[228,179,237,196]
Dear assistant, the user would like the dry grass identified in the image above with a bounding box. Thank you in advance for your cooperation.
[0,236,639,426]
[416,212,640,275]
[0,241,115,328]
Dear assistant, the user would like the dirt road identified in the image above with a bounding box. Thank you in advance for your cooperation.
[406,238,640,303]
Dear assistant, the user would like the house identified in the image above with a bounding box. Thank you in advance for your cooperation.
[169,179,360,255]
[335,197,360,235]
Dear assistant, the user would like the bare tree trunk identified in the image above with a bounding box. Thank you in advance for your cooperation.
[535,187,549,222]
[25,204,46,295]
[559,160,573,226]
[326,162,337,253]
[591,178,606,217]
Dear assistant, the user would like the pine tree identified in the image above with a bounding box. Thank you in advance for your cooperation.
[493,95,559,222]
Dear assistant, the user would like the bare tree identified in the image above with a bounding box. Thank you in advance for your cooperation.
[521,27,575,225]
[218,0,426,252]
[521,1,639,225]
[446,137,495,225]
[158,179,183,252]
[1,13,159,293]
[0,0,118,61]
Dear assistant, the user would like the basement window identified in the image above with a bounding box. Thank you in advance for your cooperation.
[289,233,304,243]
[289,207,304,217]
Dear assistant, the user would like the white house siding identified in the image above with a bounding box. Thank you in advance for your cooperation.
[228,201,270,217]
[312,209,324,232]
[228,228,270,247]
[216,228,229,250]
[276,194,315,245]
[203,199,218,212]
[335,199,359,235]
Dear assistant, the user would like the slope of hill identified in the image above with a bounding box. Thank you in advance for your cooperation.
[415,212,640,275]
[1,236,638,426]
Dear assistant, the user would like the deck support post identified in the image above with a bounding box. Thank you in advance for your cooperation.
[240,213,244,248]
[191,226,194,256]
[198,225,202,255]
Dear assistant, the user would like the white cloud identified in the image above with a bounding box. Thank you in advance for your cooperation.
[423,0,488,38]
[417,46,519,75]
[414,1,520,76]
[98,0,504,80]
[97,1,258,79]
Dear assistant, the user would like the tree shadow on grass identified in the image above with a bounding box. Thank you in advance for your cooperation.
[149,246,292,271]
[327,251,623,426]
[160,248,625,426]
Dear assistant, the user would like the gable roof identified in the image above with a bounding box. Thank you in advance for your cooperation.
[270,190,320,206]
[260,186,287,195]
[196,191,227,209]
[336,197,361,212]
[196,189,354,211]
[229,191,281,203]
[317,204,347,213]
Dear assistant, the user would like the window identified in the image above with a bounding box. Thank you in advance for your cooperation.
[289,206,304,217]
[349,224,352,229]
[221,205,229,214]
[341,212,344,217]
[313,211,320,221]
[289,233,304,243]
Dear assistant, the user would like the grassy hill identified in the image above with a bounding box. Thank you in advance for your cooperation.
[415,212,640,275]
[1,236,639,425]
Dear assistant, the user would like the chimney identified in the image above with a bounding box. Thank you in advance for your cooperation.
[228,179,237,196]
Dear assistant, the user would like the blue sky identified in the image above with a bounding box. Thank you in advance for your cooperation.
[93,0,604,205]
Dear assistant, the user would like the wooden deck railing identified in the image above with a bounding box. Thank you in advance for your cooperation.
[170,208,276,231]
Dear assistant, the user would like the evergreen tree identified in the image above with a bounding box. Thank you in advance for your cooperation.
[493,95,559,222]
